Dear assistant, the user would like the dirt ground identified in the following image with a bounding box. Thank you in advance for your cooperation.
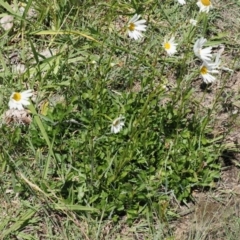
[173,166,240,239]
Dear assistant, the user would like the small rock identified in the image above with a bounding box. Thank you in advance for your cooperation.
[0,15,14,30]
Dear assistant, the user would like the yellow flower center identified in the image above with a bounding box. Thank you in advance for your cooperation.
[201,0,211,6]
[164,42,171,50]
[128,23,135,31]
[12,92,22,101]
[200,66,208,75]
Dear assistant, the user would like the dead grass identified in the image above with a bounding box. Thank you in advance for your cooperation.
[173,166,240,240]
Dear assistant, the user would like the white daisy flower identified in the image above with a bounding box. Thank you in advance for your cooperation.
[190,19,197,26]
[200,63,219,84]
[200,47,233,83]
[111,116,125,134]
[163,37,178,56]
[200,46,233,83]
[197,0,213,13]
[193,37,213,62]
[177,0,186,5]
[127,14,147,40]
[8,89,33,110]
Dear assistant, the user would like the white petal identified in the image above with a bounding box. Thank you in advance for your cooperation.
[135,25,147,31]
[129,14,139,23]
[135,19,146,25]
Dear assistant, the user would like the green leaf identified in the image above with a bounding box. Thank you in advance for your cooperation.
[33,30,100,42]
[51,204,98,212]
[0,209,36,238]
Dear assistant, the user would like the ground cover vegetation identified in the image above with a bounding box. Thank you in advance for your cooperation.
[0,0,240,239]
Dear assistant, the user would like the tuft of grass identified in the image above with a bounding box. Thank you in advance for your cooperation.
[0,0,240,239]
